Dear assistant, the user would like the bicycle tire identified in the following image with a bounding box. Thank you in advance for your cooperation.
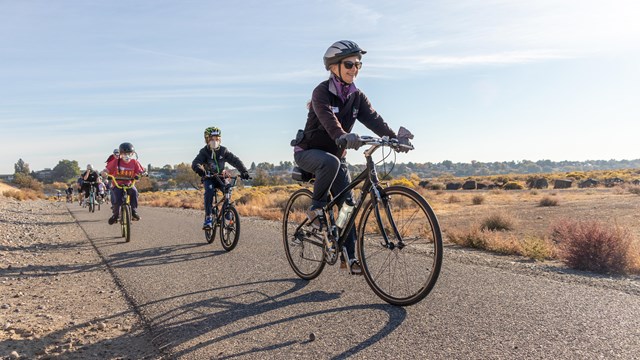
[220,205,240,251]
[282,188,325,280]
[120,210,126,238]
[205,226,215,244]
[122,205,131,242]
[205,208,219,244]
[89,193,95,213]
[358,186,443,306]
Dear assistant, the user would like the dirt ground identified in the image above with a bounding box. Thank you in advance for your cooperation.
[0,195,162,359]
[427,187,640,241]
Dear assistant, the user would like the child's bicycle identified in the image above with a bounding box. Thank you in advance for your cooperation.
[108,175,138,243]
[84,182,99,213]
[282,135,443,306]
[202,173,245,251]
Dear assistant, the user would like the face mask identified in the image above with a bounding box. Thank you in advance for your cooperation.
[209,140,220,149]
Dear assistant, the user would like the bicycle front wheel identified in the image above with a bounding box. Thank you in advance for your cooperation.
[282,188,325,280]
[89,194,95,213]
[220,205,240,251]
[121,205,131,242]
[358,186,443,306]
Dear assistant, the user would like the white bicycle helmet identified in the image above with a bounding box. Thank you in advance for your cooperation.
[323,40,366,70]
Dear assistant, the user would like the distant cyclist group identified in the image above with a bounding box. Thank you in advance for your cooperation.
[68,41,441,306]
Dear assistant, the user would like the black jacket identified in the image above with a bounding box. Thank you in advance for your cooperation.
[191,145,248,176]
[296,78,397,157]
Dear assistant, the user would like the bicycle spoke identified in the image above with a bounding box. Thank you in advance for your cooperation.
[359,186,442,306]
[283,189,325,279]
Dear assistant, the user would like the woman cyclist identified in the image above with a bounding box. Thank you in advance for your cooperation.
[291,40,413,274]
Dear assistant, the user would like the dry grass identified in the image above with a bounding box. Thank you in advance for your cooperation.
[481,212,515,231]
[139,184,299,213]
[471,195,485,205]
[627,185,640,195]
[447,194,461,204]
[446,228,555,261]
[552,219,640,275]
[539,196,559,207]
[2,189,45,201]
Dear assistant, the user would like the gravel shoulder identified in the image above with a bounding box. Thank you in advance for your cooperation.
[0,197,162,359]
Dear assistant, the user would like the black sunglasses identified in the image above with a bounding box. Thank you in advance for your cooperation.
[342,60,363,70]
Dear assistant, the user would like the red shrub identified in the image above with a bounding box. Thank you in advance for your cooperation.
[552,219,634,274]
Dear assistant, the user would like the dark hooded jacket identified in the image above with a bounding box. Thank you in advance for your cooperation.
[192,145,248,177]
[295,78,397,157]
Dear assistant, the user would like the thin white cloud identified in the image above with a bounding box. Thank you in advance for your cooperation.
[117,44,223,67]
[53,69,320,90]
[341,0,382,25]
[371,49,574,71]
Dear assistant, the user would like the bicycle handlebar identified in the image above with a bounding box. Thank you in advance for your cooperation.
[202,173,252,181]
[335,135,414,152]
[107,174,138,189]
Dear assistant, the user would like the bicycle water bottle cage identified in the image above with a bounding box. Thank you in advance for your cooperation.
[291,166,314,182]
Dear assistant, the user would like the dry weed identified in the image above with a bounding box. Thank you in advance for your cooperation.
[2,189,44,201]
[481,212,515,231]
[471,195,485,205]
[552,219,637,274]
[538,196,559,207]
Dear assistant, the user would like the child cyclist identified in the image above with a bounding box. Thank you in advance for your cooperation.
[192,126,250,230]
[105,142,146,224]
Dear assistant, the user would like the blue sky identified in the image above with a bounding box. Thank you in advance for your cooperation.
[1,0,639,174]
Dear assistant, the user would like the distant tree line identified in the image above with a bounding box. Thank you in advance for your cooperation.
[9,158,640,192]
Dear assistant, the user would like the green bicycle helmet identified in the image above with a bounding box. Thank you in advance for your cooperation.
[204,126,221,142]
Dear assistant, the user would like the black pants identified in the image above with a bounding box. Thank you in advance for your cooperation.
[294,149,357,260]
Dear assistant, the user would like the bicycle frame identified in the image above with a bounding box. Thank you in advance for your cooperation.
[206,175,237,221]
[322,143,391,252]
[107,175,137,207]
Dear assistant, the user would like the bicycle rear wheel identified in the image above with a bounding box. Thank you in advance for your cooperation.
[205,226,216,243]
[121,205,131,242]
[282,188,325,280]
[220,205,240,251]
[358,186,443,306]
[89,194,95,213]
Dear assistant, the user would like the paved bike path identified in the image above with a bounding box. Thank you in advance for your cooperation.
[69,204,640,359]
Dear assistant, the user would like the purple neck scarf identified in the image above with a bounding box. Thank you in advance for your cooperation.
[331,73,357,102]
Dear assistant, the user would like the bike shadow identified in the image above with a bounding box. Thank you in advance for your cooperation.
[92,242,227,269]
[136,278,407,359]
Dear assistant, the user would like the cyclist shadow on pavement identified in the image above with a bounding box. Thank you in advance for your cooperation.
[93,242,227,270]
[137,277,407,359]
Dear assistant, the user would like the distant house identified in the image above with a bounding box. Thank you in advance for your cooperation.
[604,177,624,187]
[148,171,171,180]
[33,168,53,182]
[527,178,549,189]
[446,182,462,190]
[579,178,599,188]
[0,174,14,181]
[462,180,477,190]
[553,179,573,189]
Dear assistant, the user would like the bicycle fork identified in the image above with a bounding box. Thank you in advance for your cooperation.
[371,187,404,250]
